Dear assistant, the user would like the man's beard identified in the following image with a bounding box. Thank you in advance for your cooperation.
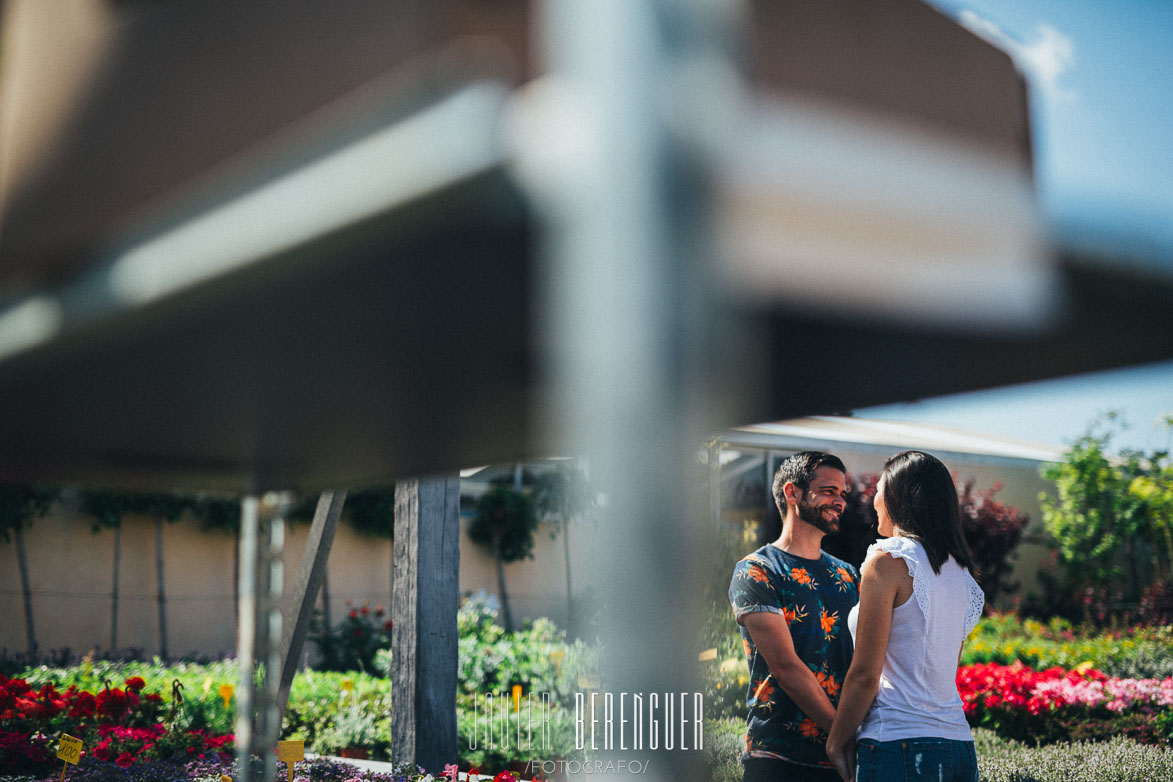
[798,494,840,535]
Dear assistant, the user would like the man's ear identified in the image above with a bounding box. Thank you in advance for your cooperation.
[782,481,801,505]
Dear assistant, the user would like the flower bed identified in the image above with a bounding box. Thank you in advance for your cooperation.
[957,662,1173,745]
[0,673,233,778]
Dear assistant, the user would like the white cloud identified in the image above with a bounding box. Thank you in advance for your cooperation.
[958,9,1077,103]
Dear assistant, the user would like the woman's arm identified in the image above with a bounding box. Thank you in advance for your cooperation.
[826,551,905,781]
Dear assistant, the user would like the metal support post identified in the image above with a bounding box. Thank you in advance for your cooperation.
[235,493,289,782]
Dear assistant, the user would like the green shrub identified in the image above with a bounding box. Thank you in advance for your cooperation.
[702,717,745,782]
[975,728,1173,781]
[308,603,393,674]
[962,612,1173,676]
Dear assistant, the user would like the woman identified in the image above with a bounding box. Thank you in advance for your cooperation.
[826,451,984,782]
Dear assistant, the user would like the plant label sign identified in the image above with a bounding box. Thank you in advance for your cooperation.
[278,740,305,782]
[56,735,82,765]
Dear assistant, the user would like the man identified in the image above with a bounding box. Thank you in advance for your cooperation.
[728,451,860,782]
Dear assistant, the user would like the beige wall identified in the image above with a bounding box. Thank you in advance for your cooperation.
[0,502,603,659]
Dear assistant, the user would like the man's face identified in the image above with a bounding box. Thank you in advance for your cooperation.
[795,466,848,535]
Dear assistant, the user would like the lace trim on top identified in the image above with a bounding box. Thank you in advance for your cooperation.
[868,537,985,635]
[871,536,930,619]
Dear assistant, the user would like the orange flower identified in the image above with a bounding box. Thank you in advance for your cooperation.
[820,609,838,637]
[752,678,775,702]
[790,568,812,585]
[836,566,855,584]
[743,639,753,658]
[781,605,808,625]
[798,718,821,737]
[747,565,770,584]
[816,672,841,698]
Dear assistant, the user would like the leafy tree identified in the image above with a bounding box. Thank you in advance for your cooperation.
[79,489,138,651]
[1038,414,1173,621]
[0,486,59,655]
[958,479,1030,606]
[467,486,538,633]
[532,465,595,636]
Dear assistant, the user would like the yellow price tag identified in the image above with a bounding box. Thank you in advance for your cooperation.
[218,683,234,709]
[277,740,305,763]
[57,735,83,765]
[278,739,304,782]
[512,684,523,712]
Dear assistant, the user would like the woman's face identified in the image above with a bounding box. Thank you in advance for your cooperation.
[874,475,895,537]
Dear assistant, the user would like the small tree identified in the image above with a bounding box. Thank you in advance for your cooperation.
[532,464,595,635]
[79,489,139,651]
[0,486,58,656]
[467,485,538,633]
[958,480,1030,606]
[1038,415,1173,621]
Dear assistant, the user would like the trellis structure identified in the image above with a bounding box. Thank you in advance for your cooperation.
[2,2,1172,781]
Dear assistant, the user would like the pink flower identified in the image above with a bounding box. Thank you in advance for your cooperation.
[444,764,460,780]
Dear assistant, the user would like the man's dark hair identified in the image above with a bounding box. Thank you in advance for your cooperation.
[880,450,978,576]
[771,451,847,513]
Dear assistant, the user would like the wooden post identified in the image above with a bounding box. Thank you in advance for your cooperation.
[391,476,459,772]
[275,490,347,723]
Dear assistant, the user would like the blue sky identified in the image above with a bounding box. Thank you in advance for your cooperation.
[857,0,1173,453]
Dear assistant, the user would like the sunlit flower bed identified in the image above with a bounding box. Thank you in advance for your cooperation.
[0,674,233,779]
[957,662,1173,745]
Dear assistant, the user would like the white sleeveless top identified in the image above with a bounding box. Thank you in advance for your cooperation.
[847,536,984,742]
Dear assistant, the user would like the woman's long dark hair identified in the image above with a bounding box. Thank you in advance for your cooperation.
[881,450,978,576]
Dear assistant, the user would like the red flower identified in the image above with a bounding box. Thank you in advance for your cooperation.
[70,691,97,719]
[115,752,135,769]
[494,772,518,782]
[349,609,359,619]
[125,677,147,692]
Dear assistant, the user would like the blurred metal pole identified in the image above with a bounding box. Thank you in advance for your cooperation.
[235,493,288,782]
[515,2,739,779]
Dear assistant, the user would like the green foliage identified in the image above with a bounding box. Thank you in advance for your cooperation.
[1039,414,1173,616]
[961,612,1173,677]
[467,486,539,563]
[454,595,599,706]
[532,465,595,525]
[308,603,393,674]
[703,718,746,782]
[189,494,241,533]
[974,728,1173,782]
[0,486,57,541]
[342,487,396,538]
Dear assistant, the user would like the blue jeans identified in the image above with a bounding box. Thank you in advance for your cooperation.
[855,738,978,782]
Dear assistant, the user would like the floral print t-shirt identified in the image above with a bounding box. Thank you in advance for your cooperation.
[728,545,860,769]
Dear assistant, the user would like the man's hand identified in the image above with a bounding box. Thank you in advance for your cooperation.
[825,734,855,782]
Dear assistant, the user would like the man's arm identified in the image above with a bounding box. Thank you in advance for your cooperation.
[742,611,837,731]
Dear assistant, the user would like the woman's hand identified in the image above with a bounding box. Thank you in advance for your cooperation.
[825,734,855,782]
